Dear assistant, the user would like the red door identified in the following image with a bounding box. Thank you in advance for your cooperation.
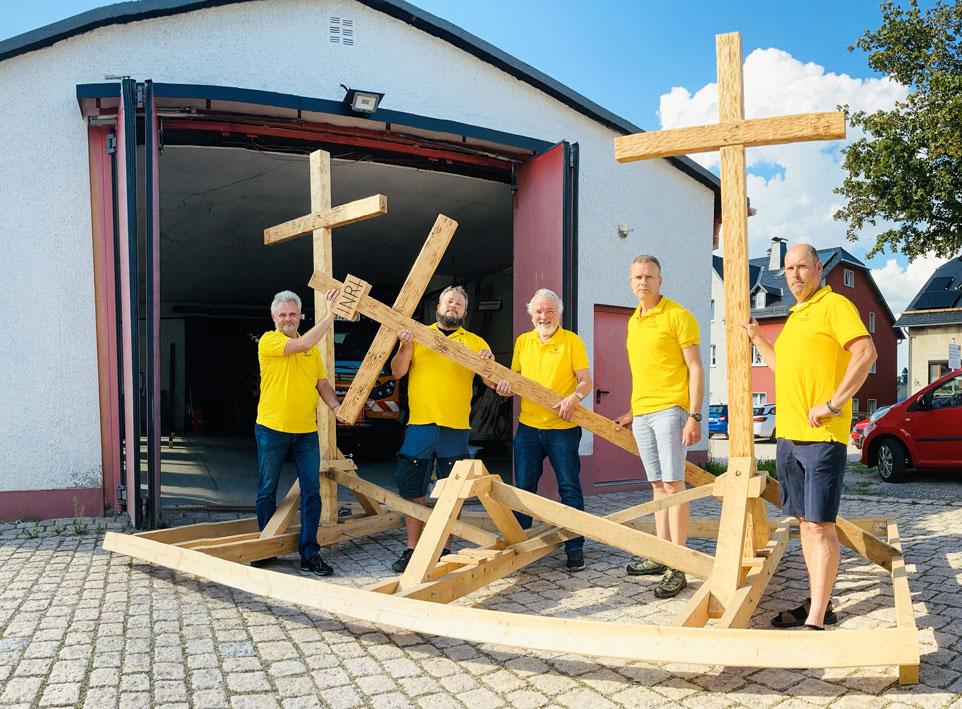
[909,371,962,467]
[591,306,646,486]
[511,142,577,496]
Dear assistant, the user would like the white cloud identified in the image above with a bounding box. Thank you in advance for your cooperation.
[870,253,947,317]
[658,47,908,257]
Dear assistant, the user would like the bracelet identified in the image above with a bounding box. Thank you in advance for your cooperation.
[574,390,586,401]
[825,400,841,415]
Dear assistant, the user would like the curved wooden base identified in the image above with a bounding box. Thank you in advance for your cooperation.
[103,529,920,678]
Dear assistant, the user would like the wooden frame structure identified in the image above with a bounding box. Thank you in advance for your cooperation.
[104,32,920,683]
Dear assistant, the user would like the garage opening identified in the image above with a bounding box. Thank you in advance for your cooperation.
[157,145,515,511]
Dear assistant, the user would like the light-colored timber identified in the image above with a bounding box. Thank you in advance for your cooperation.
[263,194,388,245]
[889,521,920,685]
[103,532,920,670]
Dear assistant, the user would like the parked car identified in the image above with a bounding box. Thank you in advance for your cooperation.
[851,404,892,449]
[708,404,728,437]
[752,404,776,440]
[861,369,962,482]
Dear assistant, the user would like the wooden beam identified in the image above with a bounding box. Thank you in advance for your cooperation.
[614,112,845,162]
[837,515,895,572]
[331,469,499,546]
[673,582,714,627]
[708,456,755,610]
[309,272,640,456]
[338,214,458,424]
[888,521,920,685]
[263,194,388,245]
[103,532,920,671]
[715,519,791,629]
[136,518,259,544]
[489,481,714,578]
[477,491,529,545]
[331,274,372,320]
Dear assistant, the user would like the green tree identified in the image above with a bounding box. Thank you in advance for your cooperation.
[835,0,962,261]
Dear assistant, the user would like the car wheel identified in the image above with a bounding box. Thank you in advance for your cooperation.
[876,439,907,483]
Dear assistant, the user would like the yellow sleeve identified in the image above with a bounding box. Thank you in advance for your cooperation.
[258,331,287,358]
[829,296,870,349]
[676,309,700,349]
[570,333,589,371]
[510,336,522,372]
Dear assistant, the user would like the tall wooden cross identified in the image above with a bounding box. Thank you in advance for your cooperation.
[260,149,387,534]
[614,32,846,616]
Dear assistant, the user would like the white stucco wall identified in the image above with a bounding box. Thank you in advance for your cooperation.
[0,0,714,490]
[907,325,962,394]
[709,270,727,405]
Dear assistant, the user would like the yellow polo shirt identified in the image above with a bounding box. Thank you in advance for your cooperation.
[626,296,700,415]
[512,328,589,430]
[407,324,490,429]
[256,330,326,434]
[774,286,870,443]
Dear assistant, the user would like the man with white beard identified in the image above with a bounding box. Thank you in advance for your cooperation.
[496,289,592,571]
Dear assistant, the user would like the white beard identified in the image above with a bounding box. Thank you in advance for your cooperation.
[535,322,558,338]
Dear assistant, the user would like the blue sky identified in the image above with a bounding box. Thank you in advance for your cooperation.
[2,1,942,362]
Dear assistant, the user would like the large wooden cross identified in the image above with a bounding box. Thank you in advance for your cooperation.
[260,149,387,534]
[614,32,846,615]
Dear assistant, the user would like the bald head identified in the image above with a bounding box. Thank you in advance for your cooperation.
[784,243,823,303]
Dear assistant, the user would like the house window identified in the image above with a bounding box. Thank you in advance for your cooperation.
[843,269,855,288]
[710,344,717,367]
[752,392,767,406]
[751,345,765,366]
[869,361,877,374]
[868,398,878,413]
[852,397,860,416]
[929,360,950,383]
[755,291,766,309]
[868,312,876,333]
[710,299,715,321]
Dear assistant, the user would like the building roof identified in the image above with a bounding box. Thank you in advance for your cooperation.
[0,0,720,196]
[895,256,962,327]
[715,243,902,337]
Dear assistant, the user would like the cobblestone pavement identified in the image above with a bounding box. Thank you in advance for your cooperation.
[1,491,961,708]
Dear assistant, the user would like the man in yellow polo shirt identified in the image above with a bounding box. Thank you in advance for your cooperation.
[389,285,494,572]
[615,254,703,598]
[745,244,876,630]
[256,288,341,576]
[495,288,592,572]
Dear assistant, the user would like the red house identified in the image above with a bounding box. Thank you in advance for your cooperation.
[724,238,901,418]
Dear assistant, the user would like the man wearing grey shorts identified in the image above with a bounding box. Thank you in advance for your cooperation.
[615,255,703,598]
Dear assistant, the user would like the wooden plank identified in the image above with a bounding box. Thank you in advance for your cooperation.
[397,461,483,591]
[614,112,845,162]
[837,515,894,572]
[263,194,388,245]
[608,484,715,522]
[490,481,714,578]
[104,532,920,670]
[259,480,302,539]
[331,469,499,546]
[136,517,259,543]
[309,272,640,456]
[715,519,791,629]
[887,521,920,685]
[338,214,458,424]
[673,582,713,627]
[477,492,528,545]
[332,274,372,320]
[177,532,260,549]
[708,457,755,609]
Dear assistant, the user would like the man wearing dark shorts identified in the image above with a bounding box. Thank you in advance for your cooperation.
[388,285,494,573]
[745,244,876,629]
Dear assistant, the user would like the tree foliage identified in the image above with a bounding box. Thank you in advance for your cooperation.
[835,0,962,261]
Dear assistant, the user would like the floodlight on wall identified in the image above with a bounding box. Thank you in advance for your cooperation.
[340,84,384,114]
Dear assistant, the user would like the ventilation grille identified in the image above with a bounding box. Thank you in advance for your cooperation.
[330,17,354,45]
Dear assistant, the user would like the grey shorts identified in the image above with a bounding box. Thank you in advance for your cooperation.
[776,439,847,523]
[631,406,688,483]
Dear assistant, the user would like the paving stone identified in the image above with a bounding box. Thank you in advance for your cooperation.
[38,683,82,706]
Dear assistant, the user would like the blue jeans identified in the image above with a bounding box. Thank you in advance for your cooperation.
[255,423,321,560]
[512,423,584,552]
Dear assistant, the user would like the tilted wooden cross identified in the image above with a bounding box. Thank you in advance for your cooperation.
[615,32,847,618]
[260,149,387,535]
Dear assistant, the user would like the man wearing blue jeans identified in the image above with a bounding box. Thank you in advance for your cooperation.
[255,288,341,575]
[496,289,592,571]
[615,255,703,598]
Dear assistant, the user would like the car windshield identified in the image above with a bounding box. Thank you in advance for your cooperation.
[709,405,725,414]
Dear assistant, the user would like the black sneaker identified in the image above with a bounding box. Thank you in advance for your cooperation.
[250,557,276,568]
[391,548,415,573]
[300,553,334,576]
[654,568,687,598]
[566,549,585,572]
[626,557,667,576]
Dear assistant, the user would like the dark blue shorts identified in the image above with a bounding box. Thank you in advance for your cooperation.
[395,424,470,499]
[776,439,847,523]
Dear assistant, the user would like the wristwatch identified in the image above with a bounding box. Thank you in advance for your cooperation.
[689,412,702,422]
[825,400,841,415]
[575,390,587,401]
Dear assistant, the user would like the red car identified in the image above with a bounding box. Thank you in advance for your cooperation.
[851,404,892,449]
[861,368,962,482]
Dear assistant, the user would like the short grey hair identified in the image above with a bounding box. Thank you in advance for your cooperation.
[439,285,468,308]
[631,254,661,271]
[270,290,302,315]
[526,288,564,315]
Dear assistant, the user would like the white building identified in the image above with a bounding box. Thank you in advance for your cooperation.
[0,0,718,524]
